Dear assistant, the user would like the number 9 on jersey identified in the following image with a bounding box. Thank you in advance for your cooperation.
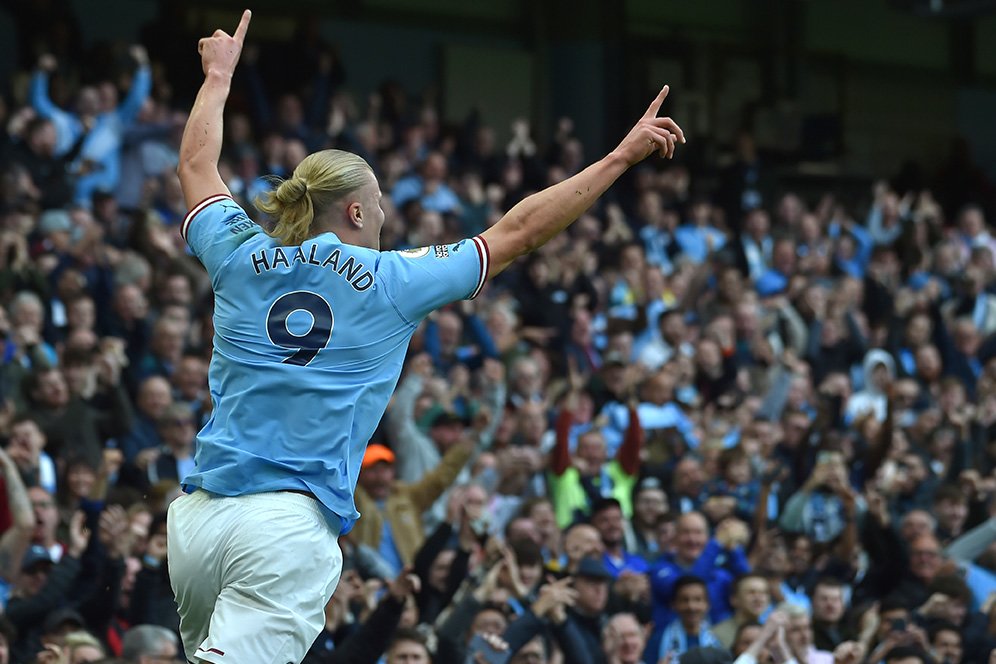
[265,291,334,366]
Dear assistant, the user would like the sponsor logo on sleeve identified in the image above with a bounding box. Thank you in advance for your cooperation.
[398,246,431,258]
[221,213,255,235]
[433,244,449,259]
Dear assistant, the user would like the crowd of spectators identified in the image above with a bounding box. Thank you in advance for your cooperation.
[0,5,995,664]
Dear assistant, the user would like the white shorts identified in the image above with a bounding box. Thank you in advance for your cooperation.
[167,490,342,664]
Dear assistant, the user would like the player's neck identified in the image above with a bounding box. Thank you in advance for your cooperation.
[312,218,376,250]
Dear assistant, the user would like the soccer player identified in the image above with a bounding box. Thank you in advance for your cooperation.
[167,9,684,664]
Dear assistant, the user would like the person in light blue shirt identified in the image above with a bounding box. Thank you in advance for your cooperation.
[675,198,726,264]
[30,48,152,206]
[829,219,873,279]
[600,371,699,457]
[166,11,685,664]
[755,238,797,298]
[637,190,681,273]
[391,151,462,214]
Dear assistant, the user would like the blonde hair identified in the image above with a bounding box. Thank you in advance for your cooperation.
[255,149,373,246]
[64,630,106,658]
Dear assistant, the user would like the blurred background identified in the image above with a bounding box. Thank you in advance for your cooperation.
[1,3,996,663]
[2,0,995,212]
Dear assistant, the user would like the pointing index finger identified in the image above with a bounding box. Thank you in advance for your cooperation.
[643,84,669,119]
[234,9,252,44]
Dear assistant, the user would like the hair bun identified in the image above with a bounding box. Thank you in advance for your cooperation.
[276,177,309,205]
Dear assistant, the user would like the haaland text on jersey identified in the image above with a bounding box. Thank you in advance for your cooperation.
[250,245,374,291]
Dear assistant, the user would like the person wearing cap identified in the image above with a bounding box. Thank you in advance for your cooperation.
[566,556,615,660]
[18,544,54,579]
[40,606,88,644]
[503,556,610,664]
[352,439,473,577]
[6,514,90,664]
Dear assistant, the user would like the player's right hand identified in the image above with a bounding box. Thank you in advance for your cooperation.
[197,9,252,78]
[612,85,685,166]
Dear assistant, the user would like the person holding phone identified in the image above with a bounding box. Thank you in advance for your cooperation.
[779,450,862,545]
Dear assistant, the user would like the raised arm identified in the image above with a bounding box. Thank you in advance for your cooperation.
[177,9,252,209]
[116,45,153,125]
[550,404,574,476]
[0,449,34,583]
[615,402,644,476]
[479,87,684,278]
[30,55,70,123]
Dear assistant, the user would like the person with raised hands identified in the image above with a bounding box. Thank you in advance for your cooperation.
[168,6,684,663]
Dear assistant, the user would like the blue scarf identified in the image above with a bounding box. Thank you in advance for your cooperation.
[658,618,722,659]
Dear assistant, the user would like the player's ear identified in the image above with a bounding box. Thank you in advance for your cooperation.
[347,201,363,228]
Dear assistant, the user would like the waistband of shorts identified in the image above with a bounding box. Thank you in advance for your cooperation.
[191,489,341,536]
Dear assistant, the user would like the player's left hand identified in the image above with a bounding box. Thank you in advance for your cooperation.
[198,9,252,78]
[612,85,685,166]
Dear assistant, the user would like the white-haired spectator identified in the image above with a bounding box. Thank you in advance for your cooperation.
[121,624,180,664]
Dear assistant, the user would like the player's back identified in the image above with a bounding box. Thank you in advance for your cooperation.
[180,195,487,531]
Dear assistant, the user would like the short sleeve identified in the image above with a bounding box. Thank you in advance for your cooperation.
[181,195,261,277]
[379,236,489,323]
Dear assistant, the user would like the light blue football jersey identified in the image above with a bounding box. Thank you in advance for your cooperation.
[180,194,489,533]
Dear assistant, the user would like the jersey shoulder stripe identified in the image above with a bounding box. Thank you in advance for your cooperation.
[181,193,232,242]
[469,235,490,299]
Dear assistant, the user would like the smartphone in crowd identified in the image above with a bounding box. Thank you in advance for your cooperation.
[466,634,505,664]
